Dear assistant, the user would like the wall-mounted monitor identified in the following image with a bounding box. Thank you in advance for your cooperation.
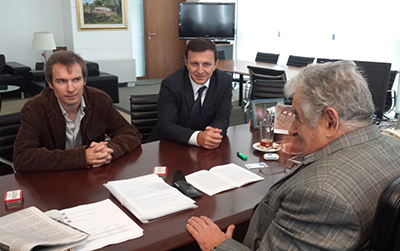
[178,2,235,40]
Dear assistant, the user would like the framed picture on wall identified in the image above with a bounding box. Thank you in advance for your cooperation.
[251,98,284,129]
[76,0,128,30]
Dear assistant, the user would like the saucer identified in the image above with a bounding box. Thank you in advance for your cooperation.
[253,142,281,152]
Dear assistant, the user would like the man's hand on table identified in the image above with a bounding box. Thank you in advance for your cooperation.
[197,126,223,150]
[86,141,114,168]
[187,216,235,251]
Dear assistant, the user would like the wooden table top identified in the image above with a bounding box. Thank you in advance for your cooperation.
[0,173,48,216]
[9,124,289,251]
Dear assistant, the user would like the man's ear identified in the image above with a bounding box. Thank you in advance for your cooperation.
[323,107,340,135]
[48,82,54,89]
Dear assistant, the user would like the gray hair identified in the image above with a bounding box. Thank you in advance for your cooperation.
[284,60,375,130]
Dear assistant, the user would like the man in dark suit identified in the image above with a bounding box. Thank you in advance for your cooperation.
[155,38,232,149]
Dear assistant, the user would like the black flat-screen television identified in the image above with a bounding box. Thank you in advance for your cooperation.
[354,60,391,122]
[178,2,235,40]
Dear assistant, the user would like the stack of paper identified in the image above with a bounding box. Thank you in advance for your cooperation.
[54,199,144,251]
[104,174,197,223]
[185,163,264,196]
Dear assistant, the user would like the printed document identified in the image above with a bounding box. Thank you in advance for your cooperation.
[0,206,88,251]
[104,174,197,223]
[56,199,143,251]
[185,163,264,196]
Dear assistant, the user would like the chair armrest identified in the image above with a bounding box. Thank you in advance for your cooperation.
[0,157,14,170]
[29,70,45,81]
[5,62,31,75]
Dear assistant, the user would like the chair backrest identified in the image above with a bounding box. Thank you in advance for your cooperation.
[247,65,289,103]
[217,50,226,60]
[385,70,398,112]
[251,79,287,101]
[316,58,342,64]
[0,112,20,175]
[130,94,158,143]
[0,54,5,73]
[247,65,287,82]
[287,55,315,67]
[370,177,400,251]
[255,52,280,64]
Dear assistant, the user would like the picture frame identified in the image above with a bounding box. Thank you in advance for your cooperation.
[251,98,284,129]
[76,0,128,30]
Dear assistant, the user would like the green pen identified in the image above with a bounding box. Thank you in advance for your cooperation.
[237,152,248,160]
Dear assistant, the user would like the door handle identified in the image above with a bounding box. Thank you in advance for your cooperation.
[148,32,156,36]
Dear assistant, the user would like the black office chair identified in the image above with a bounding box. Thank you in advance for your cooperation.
[247,65,287,82]
[217,50,226,60]
[129,94,158,143]
[287,55,315,67]
[255,52,280,64]
[369,177,400,251]
[384,70,398,114]
[235,53,281,90]
[244,66,287,123]
[0,112,20,176]
[316,58,342,64]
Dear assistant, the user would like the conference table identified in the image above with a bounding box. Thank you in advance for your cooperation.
[0,124,294,251]
[217,59,301,106]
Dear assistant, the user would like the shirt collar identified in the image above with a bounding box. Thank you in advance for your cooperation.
[57,96,86,117]
[188,73,210,94]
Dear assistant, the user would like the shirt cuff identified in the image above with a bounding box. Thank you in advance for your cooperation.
[188,131,201,146]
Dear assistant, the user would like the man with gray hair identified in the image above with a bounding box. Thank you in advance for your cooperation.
[186,60,400,250]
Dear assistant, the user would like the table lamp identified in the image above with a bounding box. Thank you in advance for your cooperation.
[32,32,56,70]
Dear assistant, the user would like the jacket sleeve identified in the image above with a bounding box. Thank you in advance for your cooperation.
[207,71,232,136]
[215,187,360,251]
[13,104,88,171]
[158,77,196,144]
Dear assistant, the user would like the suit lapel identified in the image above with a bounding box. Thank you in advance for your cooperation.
[80,87,90,143]
[201,73,216,114]
[48,92,66,150]
[184,73,195,111]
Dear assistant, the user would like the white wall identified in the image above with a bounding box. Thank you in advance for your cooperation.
[236,0,400,69]
[0,0,66,68]
[130,0,145,77]
[69,0,133,61]
[0,0,143,77]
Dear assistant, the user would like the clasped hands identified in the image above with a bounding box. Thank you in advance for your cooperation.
[187,216,235,251]
[198,126,223,149]
[85,141,114,168]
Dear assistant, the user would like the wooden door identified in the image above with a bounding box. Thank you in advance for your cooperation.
[143,0,186,79]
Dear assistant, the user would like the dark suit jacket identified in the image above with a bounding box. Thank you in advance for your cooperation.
[156,67,232,144]
[13,86,142,171]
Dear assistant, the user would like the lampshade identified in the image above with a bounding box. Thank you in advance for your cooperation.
[32,32,56,50]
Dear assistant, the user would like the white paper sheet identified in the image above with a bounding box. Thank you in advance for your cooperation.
[104,174,197,223]
[59,199,143,251]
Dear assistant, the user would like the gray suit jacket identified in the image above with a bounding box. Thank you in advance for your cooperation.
[217,125,400,250]
[156,67,232,144]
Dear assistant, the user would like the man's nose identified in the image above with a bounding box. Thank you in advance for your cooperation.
[66,81,74,92]
[197,65,204,73]
[288,120,298,136]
